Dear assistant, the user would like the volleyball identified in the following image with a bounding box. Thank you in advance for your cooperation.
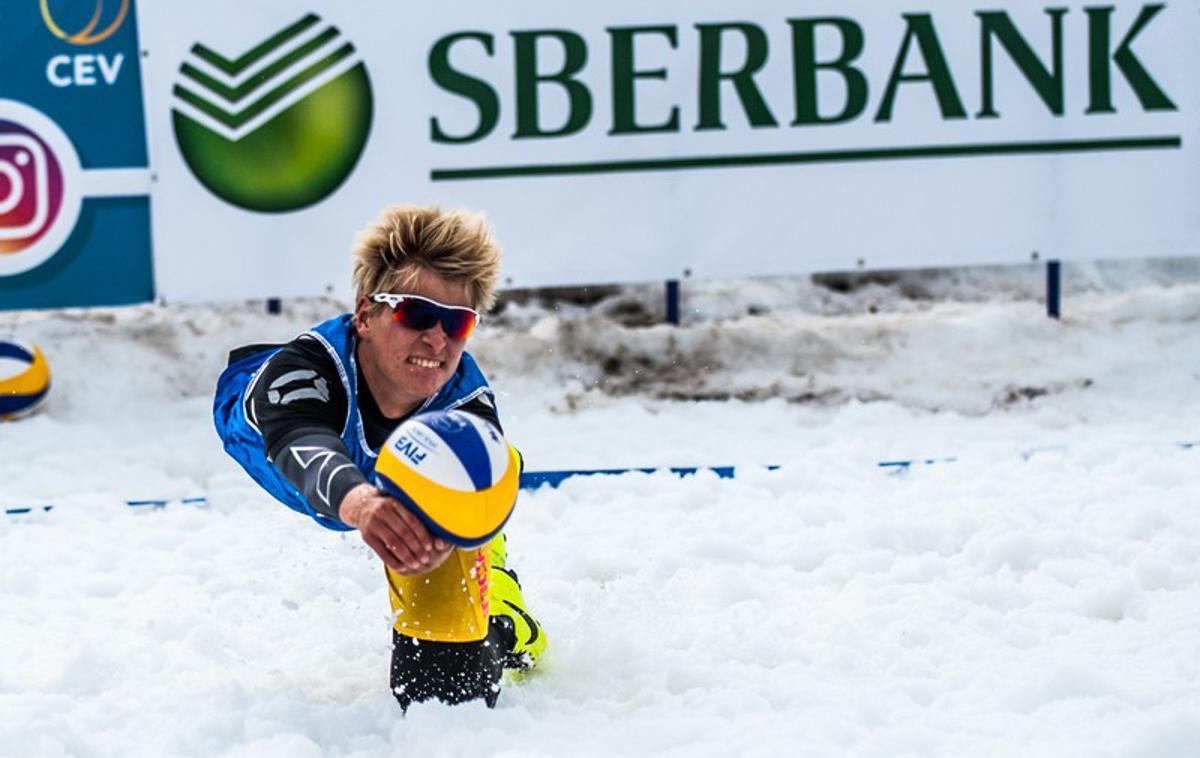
[374,409,520,548]
[0,338,51,421]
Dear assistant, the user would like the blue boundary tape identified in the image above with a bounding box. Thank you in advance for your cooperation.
[4,442,1196,517]
[125,497,209,508]
[3,505,54,516]
[877,457,958,471]
[517,465,772,490]
[4,497,208,517]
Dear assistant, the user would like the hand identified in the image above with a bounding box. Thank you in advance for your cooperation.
[339,483,453,574]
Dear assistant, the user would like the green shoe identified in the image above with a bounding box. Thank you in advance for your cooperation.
[489,532,508,570]
[488,535,547,669]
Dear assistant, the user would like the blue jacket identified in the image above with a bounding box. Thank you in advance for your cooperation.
[212,314,494,530]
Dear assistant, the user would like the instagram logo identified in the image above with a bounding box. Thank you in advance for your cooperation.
[0,123,64,254]
[0,101,82,277]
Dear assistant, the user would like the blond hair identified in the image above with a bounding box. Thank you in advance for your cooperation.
[352,205,502,313]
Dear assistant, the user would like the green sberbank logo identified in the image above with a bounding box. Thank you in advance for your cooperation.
[172,13,372,213]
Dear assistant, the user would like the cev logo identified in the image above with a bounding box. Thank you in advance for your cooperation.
[40,0,130,45]
[0,101,83,276]
[41,0,129,88]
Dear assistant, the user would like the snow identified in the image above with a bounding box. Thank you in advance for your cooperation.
[2,259,1199,757]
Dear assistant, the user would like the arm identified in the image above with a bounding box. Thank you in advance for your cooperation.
[271,431,452,574]
[250,341,451,573]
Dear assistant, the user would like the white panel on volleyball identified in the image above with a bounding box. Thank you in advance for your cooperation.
[398,417,475,492]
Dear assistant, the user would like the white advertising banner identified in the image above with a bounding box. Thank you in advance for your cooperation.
[138,0,1200,302]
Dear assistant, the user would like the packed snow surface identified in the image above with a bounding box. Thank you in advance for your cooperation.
[2,262,1199,757]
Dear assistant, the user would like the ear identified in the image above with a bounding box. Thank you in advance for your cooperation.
[353,298,373,335]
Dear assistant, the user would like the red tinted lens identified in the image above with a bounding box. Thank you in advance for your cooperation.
[392,299,477,339]
[438,309,477,340]
[391,300,439,331]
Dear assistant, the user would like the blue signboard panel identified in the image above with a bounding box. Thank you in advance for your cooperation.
[0,0,154,310]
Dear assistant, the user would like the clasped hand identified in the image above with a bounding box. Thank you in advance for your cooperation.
[339,483,454,574]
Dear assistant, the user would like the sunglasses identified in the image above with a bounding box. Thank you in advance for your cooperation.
[371,293,481,340]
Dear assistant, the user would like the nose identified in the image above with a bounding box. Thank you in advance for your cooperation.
[419,322,448,349]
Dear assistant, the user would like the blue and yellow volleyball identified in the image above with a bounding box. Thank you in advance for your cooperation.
[0,337,50,421]
[374,409,520,548]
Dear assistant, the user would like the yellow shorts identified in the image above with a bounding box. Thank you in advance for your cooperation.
[387,546,491,642]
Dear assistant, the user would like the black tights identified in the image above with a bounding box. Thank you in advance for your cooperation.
[390,618,513,711]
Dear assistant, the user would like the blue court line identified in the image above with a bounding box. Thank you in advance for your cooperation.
[3,505,54,516]
[876,457,958,471]
[4,498,208,516]
[125,497,209,508]
[517,465,770,490]
[3,442,1196,516]
[515,440,1192,489]
[519,456,952,489]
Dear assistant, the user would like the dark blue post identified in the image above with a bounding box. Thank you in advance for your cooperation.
[1046,261,1061,319]
[665,279,680,325]
[267,297,282,315]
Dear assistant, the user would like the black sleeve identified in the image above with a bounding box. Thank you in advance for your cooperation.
[246,337,363,523]
[247,336,349,455]
[457,393,502,434]
[272,430,366,523]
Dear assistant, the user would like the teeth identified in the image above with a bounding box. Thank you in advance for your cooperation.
[408,357,441,369]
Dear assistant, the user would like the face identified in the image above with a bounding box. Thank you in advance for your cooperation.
[354,269,473,418]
